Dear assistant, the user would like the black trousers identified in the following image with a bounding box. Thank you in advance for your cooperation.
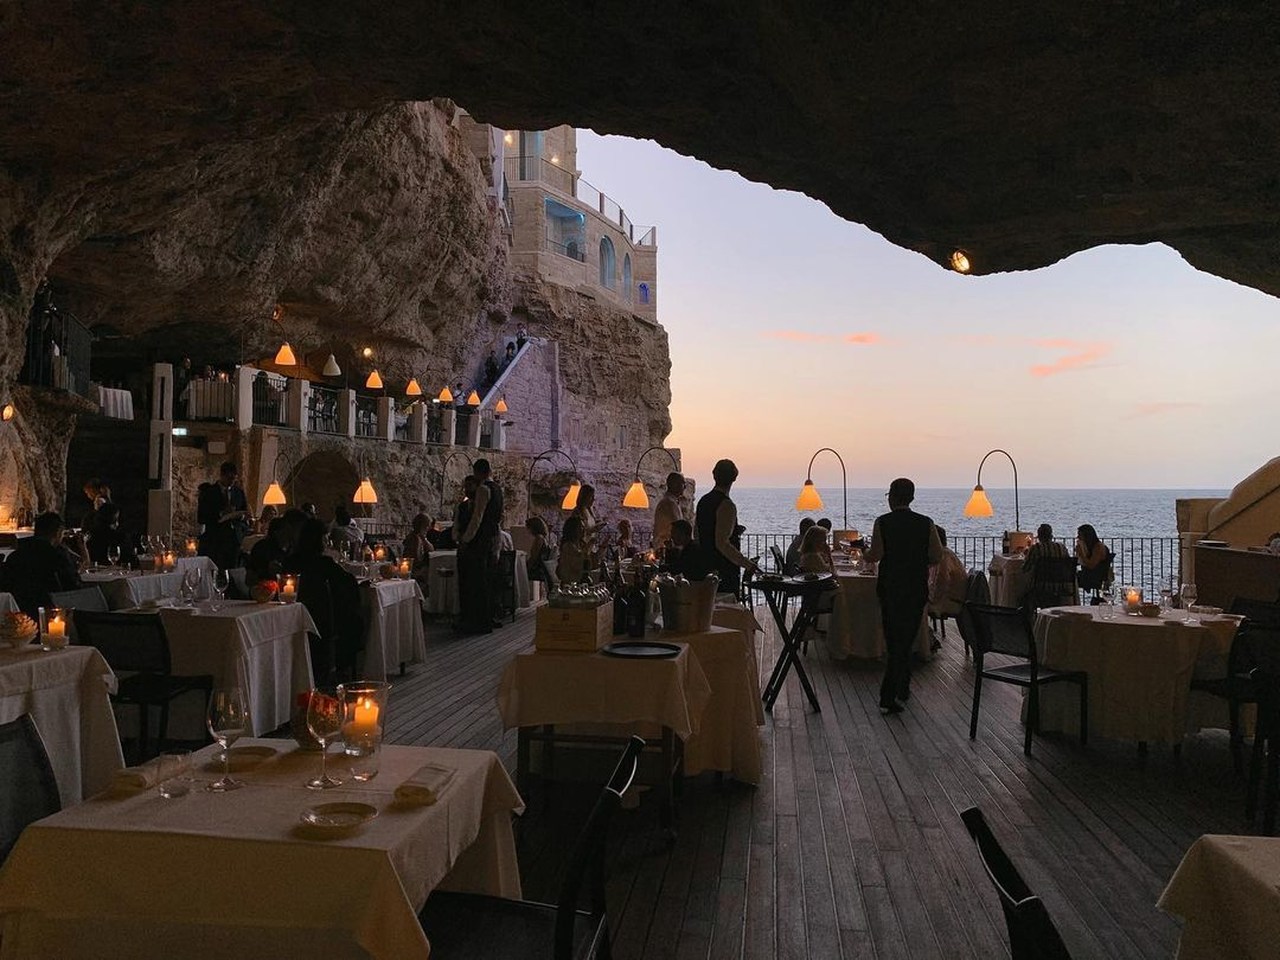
[879,595,925,705]
[458,543,494,630]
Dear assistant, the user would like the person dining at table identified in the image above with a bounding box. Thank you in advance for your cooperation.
[1024,523,1069,585]
[86,502,138,569]
[286,518,364,685]
[248,509,306,585]
[557,516,589,584]
[403,513,433,583]
[329,504,364,551]
[254,504,278,536]
[798,524,833,574]
[663,519,714,581]
[785,518,815,574]
[615,518,638,560]
[0,512,87,616]
[1076,522,1114,597]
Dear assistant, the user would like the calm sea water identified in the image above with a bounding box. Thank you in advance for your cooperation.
[730,488,1227,540]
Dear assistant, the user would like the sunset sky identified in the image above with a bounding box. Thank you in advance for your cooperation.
[576,131,1280,491]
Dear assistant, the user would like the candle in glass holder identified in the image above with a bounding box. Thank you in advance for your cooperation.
[164,551,177,571]
[185,537,198,557]
[280,575,297,601]
[398,557,411,578]
[350,696,379,736]
[374,545,386,562]
[1124,587,1142,613]
[39,607,68,651]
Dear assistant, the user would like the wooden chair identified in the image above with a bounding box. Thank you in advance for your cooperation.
[1190,621,1280,773]
[1246,668,1280,835]
[417,736,643,960]
[0,714,60,865]
[72,610,213,761]
[954,570,992,658]
[967,603,1088,756]
[959,807,1073,959]
[1028,556,1078,611]
[48,585,109,612]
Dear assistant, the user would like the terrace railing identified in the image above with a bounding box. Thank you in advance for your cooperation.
[503,155,654,245]
[307,384,342,435]
[354,396,378,438]
[250,372,289,427]
[21,308,92,399]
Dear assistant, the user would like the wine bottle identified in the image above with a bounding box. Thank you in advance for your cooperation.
[625,569,647,638]
[611,562,629,635]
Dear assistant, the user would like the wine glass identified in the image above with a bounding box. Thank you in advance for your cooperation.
[179,567,199,606]
[211,569,230,611]
[107,544,121,574]
[1181,583,1198,623]
[1158,581,1173,611]
[205,687,249,792]
[305,690,345,789]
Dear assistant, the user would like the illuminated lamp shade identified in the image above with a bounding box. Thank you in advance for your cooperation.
[353,478,379,504]
[963,484,994,518]
[560,481,581,511]
[273,341,297,366]
[495,397,509,414]
[1,402,14,422]
[466,390,481,406]
[950,249,972,274]
[405,377,422,397]
[622,480,649,510]
[262,481,287,507]
[438,386,454,403]
[322,354,342,377]
[365,369,384,390]
[795,479,824,511]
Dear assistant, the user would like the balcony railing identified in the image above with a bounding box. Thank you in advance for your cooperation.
[354,396,378,438]
[545,235,586,262]
[307,384,342,434]
[250,372,288,427]
[21,307,93,399]
[180,377,236,422]
[504,155,655,246]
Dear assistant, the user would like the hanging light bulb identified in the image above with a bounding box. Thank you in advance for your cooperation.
[405,377,422,397]
[438,385,454,403]
[262,481,287,507]
[963,484,995,517]
[273,342,297,366]
[322,354,342,377]
[365,369,384,390]
[495,397,509,414]
[950,249,972,274]
[561,481,581,511]
[622,480,649,509]
[353,478,379,504]
[795,479,824,511]
[0,402,14,422]
[466,389,481,406]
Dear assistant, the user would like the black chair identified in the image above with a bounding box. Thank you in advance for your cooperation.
[0,714,61,865]
[225,567,249,601]
[72,610,214,761]
[1028,556,1078,611]
[769,544,788,575]
[418,736,643,960]
[959,807,1073,959]
[967,603,1088,756]
[954,570,992,658]
[48,585,109,612]
[1229,598,1280,630]
[495,549,518,623]
[1247,668,1280,835]
[1190,621,1280,774]
[1077,550,1114,601]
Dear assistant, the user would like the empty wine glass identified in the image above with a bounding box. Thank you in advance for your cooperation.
[205,687,249,792]
[179,567,199,606]
[305,690,345,789]
[107,544,121,574]
[211,569,230,611]
[1158,582,1173,611]
[1181,583,1198,622]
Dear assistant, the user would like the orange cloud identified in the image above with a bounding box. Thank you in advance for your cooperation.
[1028,340,1112,378]
[844,332,881,345]
[761,330,881,345]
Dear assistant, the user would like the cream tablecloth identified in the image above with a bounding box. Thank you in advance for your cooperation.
[0,592,16,613]
[1032,606,1240,743]
[159,601,316,735]
[83,570,184,610]
[0,645,122,804]
[824,572,931,661]
[988,554,1028,607]
[1158,835,1280,960]
[92,384,134,421]
[713,601,765,724]
[363,578,427,679]
[426,549,458,615]
[0,739,523,960]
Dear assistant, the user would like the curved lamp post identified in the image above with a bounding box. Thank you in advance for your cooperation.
[262,451,291,508]
[437,449,474,515]
[963,448,1020,531]
[525,448,582,512]
[622,446,681,509]
[794,447,848,529]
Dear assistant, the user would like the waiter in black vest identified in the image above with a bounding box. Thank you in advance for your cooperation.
[867,477,942,714]
[457,458,504,634]
[694,458,757,595]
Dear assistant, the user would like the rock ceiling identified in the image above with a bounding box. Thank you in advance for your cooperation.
[1,0,1278,318]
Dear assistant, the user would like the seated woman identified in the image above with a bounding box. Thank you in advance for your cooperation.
[797,525,832,574]
[928,526,969,617]
[402,513,433,582]
[556,515,589,585]
[287,519,365,686]
[329,504,364,551]
[254,505,278,536]
[1076,523,1113,595]
[525,516,553,582]
[615,518,638,560]
[87,503,138,568]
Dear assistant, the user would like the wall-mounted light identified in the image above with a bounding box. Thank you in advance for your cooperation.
[405,377,422,397]
[361,346,374,360]
[950,249,972,273]
[365,369,384,390]
[621,446,681,510]
[1,402,14,423]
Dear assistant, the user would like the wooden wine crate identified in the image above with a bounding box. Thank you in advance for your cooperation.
[535,603,612,653]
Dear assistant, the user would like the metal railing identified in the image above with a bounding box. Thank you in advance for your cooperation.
[635,226,657,247]
[545,234,586,262]
[354,396,378,438]
[21,307,92,398]
[503,155,653,245]
[180,377,235,422]
[250,372,288,427]
[307,384,341,435]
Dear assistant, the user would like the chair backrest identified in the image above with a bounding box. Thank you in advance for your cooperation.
[1077,551,1113,592]
[955,572,991,648]
[770,544,787,574]
[1031,556,1077,607]
[554,736,643,960]
[48,585,109,612]
[960,807,1073,960]
[967,603,1037,662]
[1231,623,1280,678]
[0,714,61,864]
[1230,598,1280,630]
[226,567,249,601]
[72,610,172,674]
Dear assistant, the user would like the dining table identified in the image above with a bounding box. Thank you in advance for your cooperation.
[1158,834,1280,959]
[0,739,524,960]
[361,577,427,679]
[91,384,134,421]
[822,569,932,662]
[751,574,836,712]
[82,557,216,610]
[425,549,459,615]
[1031,605,1242,743]
[0,643,123,804]
[987,553,1029,607]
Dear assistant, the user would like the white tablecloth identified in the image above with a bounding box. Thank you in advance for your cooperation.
[426,550,458,615]
[363,578,427,679]
[0,592,16,613]
[1032,606,1241,743]
[159,601,317,735]
[83,570,184,610]
[92,385,134,421]
[0,739,523,960]
[988,554,1028,607]
[823,572,931,661]
[0,645,122,804]
[1159,835,1280,960]
[182,379,234,420]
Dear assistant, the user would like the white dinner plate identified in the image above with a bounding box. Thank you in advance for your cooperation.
[298,802,378,836]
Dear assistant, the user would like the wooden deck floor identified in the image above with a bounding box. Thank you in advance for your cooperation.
[383,609,1246,959]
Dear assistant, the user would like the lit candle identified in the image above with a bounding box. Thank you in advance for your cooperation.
[281,576,297,601]
[185,538,197,556]
[163,551,176,571]
[46,616,66,639]
[398,558,411,578]
[1125,588,1141,612]
[374,546,386,562]
[350,696,379,736]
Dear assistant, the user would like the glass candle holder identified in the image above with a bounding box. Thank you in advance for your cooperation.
[185,537,198,557]
[397,558,412,579]
[162,550,177,571]
[1122,586,1143,614]
[338,680,392,781]
[279,574,300,603]
[38,607,69,651]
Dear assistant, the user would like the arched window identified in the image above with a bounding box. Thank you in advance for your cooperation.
[638,282,650,304]
[623,254,632,301]
[599,237,616,289]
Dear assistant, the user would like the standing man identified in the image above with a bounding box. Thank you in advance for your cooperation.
[867,477,942,714]
[197,461,250,570]
[458,458,504,634]
[651,471,685,548]
[694,458,757,596]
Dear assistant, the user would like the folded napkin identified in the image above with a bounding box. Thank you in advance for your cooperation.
[393,762,455,806]
[112,758,164,790]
